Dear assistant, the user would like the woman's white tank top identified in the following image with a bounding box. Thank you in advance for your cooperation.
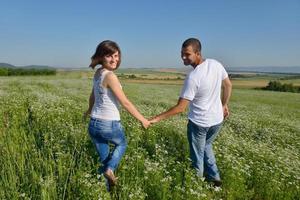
[90,69,121,120]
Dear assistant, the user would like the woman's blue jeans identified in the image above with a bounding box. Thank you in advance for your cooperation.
[88,118,127,174]
[187,120,222,181]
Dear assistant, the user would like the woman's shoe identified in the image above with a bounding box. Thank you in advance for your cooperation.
[104,169,118,187]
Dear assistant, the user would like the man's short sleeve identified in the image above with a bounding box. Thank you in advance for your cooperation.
[221,65,228,80]
[180,76,197,101]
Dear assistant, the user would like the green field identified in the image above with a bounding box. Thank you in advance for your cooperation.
[1,71,299,199]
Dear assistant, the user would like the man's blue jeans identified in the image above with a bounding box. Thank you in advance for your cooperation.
[187,120,222,181]
[88,118,127,174]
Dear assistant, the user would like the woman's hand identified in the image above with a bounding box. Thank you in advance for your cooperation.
[142,119,151,129]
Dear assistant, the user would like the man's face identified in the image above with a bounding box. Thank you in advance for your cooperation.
[181,45,200,67]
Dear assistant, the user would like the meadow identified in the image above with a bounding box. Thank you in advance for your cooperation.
[0,70,299,200]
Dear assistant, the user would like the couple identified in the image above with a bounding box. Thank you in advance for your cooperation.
[84,38,232,190]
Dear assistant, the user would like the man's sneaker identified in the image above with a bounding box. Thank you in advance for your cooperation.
[204,178,222,187]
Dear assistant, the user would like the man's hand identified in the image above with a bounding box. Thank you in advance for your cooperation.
[223,105,230,119]
[149,117,160,124]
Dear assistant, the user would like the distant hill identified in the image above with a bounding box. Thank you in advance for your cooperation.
[0,63,56,70]
[227,66,300,74]
[0,63,16,68]
[23,65,56,70]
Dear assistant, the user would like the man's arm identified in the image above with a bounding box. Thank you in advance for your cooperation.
[222,77,232,118]
[150,98,190,123]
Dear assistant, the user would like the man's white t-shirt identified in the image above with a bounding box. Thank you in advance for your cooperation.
[180,59,228,127]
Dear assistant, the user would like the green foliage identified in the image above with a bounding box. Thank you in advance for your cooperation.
[0,68,8,76]
[129,74,137,79]
[0,68,56,76]
[264,80,300,93]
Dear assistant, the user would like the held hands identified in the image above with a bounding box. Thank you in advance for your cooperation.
[142,119,151,129]
[141,116,160,129]
[149,117,160,124]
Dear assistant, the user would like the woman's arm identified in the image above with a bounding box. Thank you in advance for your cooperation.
[105,72,150,128]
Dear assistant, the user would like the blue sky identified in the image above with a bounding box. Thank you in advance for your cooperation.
[1,0,299,68]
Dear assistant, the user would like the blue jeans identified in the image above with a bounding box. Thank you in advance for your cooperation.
[187,120,222,181]
[88,118,127,174]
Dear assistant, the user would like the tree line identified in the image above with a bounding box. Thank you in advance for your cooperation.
[263,80,300,93]
[0,68,56,76]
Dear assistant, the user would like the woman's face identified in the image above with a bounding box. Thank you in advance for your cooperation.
[102,51,119,70]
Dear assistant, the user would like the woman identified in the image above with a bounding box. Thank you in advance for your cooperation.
[84,40,150,189]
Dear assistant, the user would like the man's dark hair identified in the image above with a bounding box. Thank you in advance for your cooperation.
[182,38,202,53]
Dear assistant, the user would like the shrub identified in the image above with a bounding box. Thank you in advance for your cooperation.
[0,68,8,76]
[264,80,299,93]
[0,68,56,76]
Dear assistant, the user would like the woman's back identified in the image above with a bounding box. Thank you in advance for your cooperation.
[91,69,120,120]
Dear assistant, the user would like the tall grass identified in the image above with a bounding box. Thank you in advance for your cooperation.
[0,75,299,199]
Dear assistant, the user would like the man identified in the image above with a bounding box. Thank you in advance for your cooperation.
[150,38,232,187]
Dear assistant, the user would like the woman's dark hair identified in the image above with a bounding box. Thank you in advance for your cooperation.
[91,40,121,69]
[182,38,202,53]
